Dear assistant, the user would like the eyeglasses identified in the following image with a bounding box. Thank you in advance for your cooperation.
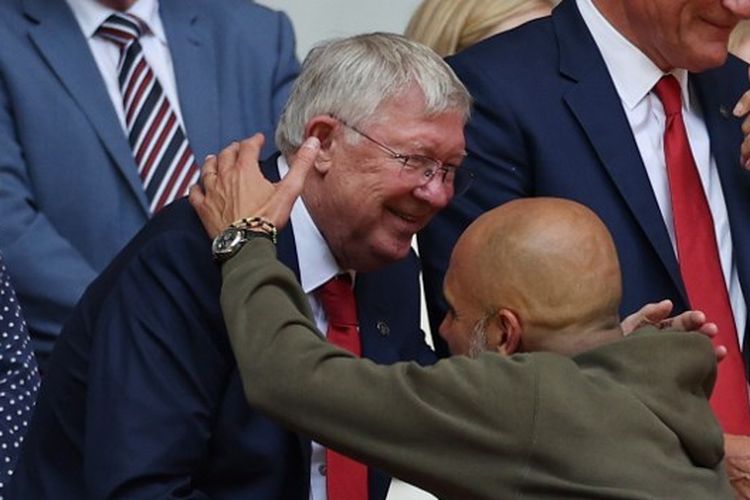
[333,116,473,197]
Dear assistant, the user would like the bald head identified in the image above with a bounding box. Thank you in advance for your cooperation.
[442,198,623,356]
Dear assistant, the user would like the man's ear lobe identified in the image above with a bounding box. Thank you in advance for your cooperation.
[492,309,522,355]
[304,115,338,174]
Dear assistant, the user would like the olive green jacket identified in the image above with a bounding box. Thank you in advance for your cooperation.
[221,239,732,500]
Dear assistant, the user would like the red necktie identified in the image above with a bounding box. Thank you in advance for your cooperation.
[654,75,750,434]
[317,275,368,500]
[98,13,199,213]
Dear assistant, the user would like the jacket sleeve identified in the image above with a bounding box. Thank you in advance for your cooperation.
[83,230,229,499]
[221,239,539,499]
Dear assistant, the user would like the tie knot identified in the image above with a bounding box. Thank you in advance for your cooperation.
[97,13,146,46]
[318,274,358,327]
[653,75,683,118]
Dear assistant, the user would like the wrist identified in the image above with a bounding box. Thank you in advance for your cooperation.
[212,217,277,264]
[230,216,277,244]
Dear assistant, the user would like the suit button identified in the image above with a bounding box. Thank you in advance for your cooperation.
[376,320,390,336]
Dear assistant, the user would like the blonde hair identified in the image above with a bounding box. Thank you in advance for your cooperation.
[405,0,556,57]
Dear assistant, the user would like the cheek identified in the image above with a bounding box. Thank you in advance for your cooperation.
[439,316,469,355]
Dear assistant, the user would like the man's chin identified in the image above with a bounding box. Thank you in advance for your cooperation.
[367,238,414,268]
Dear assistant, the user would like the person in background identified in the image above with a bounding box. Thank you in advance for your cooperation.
[7,33,470,500]
[188,139,732,499]
[416,0,750,494]
[0,253,40,499]
[405,0,556,57]
[0,0,299,365]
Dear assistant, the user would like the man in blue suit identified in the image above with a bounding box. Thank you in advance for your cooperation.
[8,33,471,499]
[0,0,299,363]
[418,0,750,493]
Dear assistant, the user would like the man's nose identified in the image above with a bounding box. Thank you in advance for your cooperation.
[413,176,453,209]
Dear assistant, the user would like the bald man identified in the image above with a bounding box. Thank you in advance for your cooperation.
[186,138,733,499]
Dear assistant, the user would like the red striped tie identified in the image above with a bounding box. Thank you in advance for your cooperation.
[654,75,750,434]
[317,275,369,500]
[98,13,199,213]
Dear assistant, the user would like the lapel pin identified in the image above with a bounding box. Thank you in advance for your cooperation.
[376,320,390,337]
[719,105,731,119]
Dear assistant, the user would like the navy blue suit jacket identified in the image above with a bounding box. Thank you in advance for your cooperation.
[9,157,437,499]
[419,0,750,358]
[0,0,299,360]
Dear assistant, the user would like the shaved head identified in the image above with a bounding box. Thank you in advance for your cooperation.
[441,198,623,356]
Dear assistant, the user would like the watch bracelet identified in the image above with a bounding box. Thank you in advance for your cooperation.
[231,216,277,245]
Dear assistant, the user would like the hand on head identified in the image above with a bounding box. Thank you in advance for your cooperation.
[189,134,320,239]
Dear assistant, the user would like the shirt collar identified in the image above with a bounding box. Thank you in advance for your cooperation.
[66,0,166,44]
[277,155,349,294]
[576,0,690,111]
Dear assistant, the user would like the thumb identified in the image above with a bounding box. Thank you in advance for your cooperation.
[642,299,673,322]
[278,137,320,203]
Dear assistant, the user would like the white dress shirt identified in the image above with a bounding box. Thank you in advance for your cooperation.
[65,0,185,134]
[577,0,747,347]
[278,156,352,500]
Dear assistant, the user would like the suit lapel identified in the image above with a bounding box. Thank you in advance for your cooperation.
[554,0,686,302]
[692,68,750,347]
[354,275,393,363]
[261,154,301,280]
[159,0,220,163]
[259,154,308,471]
[23,0,150,214]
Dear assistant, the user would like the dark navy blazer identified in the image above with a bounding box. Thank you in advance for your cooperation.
[10,158,437,499]
[419,0,750,360]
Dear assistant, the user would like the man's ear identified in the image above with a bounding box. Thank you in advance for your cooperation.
[489,308,522,355]
[304,115,338,174]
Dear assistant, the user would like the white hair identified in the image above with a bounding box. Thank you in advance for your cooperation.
[275,32,472,156]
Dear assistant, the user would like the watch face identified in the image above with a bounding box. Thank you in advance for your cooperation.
[212,227,242,256]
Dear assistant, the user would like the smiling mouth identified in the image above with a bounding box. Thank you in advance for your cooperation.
[704,15,737,31]
[387,207,427,230]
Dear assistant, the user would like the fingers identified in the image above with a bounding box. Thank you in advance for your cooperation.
[734,71,750,168]
[200,154,218,191]
[621,299,673,335]
[662,310,705,332]
[190,132,313,239]
[189,183,223,238]
[715,345,728,363]
[732,90,750,118]
[236,133,266,176]
[640,299,674,323]
[257,136,320,228]
[188,183,204,207]
[724,434,750,497]
[217,141,240,176]
[741,129,750,169]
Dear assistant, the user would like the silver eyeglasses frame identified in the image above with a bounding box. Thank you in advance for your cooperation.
[330,115,473,196]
